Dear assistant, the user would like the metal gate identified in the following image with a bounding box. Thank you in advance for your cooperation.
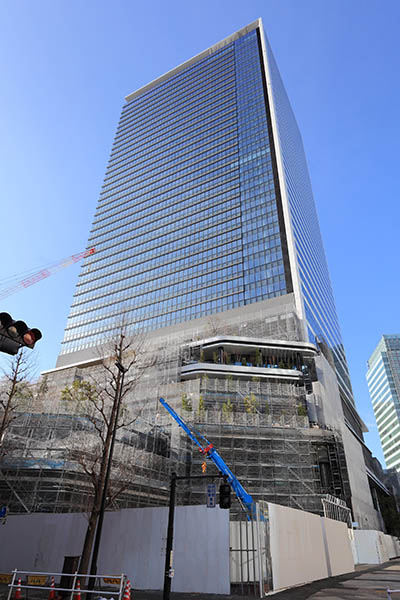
[229,502,272,597]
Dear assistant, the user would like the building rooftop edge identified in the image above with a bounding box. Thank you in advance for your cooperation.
[185,334,318,352]
[42,356,103,375]
[124,18,262,103]
[367,333,400,370]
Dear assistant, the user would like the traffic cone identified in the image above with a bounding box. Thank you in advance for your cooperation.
[48,576,55,600]
[15,578,22,600]
[123,580,131,600]
[73,580,81,600]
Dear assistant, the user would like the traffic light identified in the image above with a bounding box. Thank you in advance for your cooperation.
[219,482,231,509]
[0,312,42,355]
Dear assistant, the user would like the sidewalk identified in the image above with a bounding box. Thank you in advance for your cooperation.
[269,558,400,599]
[2,560,400,600]
[129,558,400,599]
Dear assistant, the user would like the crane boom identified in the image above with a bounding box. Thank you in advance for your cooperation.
[159,397,258,519]
[0,248,95,300]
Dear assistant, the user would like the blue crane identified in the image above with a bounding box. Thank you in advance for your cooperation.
[159,397,260,520]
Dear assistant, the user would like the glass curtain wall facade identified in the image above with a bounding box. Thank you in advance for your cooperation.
[367,335,400,471]
[264,39,353,406]
[58,19,353,414]
[61,25,289,357]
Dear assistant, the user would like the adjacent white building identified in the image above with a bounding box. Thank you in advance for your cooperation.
[367,335,400,471]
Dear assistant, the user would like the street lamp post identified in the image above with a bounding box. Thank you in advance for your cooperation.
[88,359,129,587]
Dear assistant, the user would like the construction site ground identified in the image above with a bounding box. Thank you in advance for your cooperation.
[1,559,400,600]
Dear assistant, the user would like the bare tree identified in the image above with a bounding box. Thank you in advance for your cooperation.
[206,315,224,336]
[0,349,37,454]
[61,330,152,575]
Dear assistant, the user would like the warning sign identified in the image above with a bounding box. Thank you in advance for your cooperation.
[0,575,11,584]
[28,576,47,586]
[102,578,121,585]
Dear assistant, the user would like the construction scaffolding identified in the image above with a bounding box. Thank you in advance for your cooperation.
[176,415,348,514]
[0,303,350,518]
[0,386,337,516]
[0,408,175,513]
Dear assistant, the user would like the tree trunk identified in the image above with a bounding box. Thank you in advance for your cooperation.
[78,507,100,576]
[78,375,121,574]
[78,466,108,576]
[74,335,127,575]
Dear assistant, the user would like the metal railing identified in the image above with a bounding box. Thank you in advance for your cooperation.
[6,570,126,600]
[388,589,400,599]
[322,494,352,527]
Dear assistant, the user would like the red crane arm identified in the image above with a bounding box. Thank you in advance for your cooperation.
[0,248,95,300]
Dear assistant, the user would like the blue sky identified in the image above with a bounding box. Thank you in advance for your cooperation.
[1,0,399,465]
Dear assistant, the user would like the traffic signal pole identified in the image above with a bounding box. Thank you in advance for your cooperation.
[162,472,224,600]
[163,473,176,600]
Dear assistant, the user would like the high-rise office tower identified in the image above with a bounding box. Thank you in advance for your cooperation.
[367,335,400,472]
[19,19,382,526]
[60,20,353,407]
